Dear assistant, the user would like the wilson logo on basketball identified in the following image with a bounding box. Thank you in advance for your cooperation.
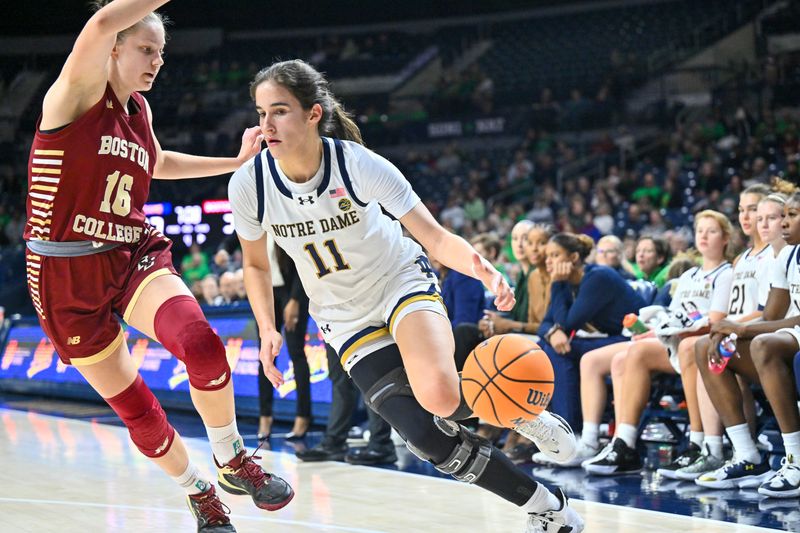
[526,389,551,407]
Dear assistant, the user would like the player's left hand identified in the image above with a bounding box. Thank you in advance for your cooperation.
[236,126,265,162]
[472,254,515,311]
[259,329,284,387]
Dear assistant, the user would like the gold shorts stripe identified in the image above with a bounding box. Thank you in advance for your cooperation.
[122,268,173,322]
[70,329,125,367]
[388,293,445,335]
[340,327,392,368]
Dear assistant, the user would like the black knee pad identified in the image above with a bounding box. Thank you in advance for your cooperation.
[350,345,491,483]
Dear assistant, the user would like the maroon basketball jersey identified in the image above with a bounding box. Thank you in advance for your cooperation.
[25,84,157,244]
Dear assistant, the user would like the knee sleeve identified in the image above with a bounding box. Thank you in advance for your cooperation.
[105,375,175,458]
[355,352,491,484]
[154,295,230,391]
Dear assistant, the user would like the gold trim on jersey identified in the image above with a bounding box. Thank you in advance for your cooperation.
[122,268,173,323]
[29,150,63,238]
[339,327,392,368]
[70,328,125,366]
[31,168,61,175]
[387,293,445,335]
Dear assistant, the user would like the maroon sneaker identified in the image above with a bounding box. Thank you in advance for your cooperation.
[215,449,294,511]
[187,485,236,532]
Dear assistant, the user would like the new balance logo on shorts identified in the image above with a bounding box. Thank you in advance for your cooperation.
[137,255,155,271]
[66,336,81,345]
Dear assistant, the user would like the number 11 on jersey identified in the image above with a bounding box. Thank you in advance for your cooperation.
[304,239,351,278]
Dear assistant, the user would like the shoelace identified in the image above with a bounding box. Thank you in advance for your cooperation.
[234,441,271,490]
[518,417,555,445]
[195,491,231,525]
[773,457,800,481]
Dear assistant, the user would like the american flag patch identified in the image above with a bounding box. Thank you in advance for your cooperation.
[329,187,346,198]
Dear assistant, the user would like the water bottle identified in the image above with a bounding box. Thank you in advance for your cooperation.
[623,313,650,335]
[709,333,737,374]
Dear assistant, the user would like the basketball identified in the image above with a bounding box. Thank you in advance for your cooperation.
[461,334,554,428]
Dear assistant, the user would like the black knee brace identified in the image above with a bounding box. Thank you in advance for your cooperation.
[354,346,492,484]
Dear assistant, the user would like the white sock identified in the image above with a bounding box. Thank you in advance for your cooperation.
[727,423,760,463]
[581,422,599,448]
[782,431,800,461]
[689,431,704,448]
[704,435,723,459]
[173,463,211,495]
[615,423,638,449]
[206,418,245,465]
[521,483,561,514]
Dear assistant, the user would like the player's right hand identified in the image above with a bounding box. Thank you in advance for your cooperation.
[260,329,284,387]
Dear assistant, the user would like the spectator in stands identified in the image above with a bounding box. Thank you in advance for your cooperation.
[631,172,662,205]
[233,268,247,301]
[440,192,467,233]
[584,210,733,476]
[463,185,486,222]
[536,233,646,437]
[506,150,534,183]
[632,236,671,288]
[181,243,211,285]
[218,271,239,305]
[594,235,635,280]
[211,248,234,277]
[200,274,222,306]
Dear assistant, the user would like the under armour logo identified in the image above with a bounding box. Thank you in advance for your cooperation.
[137,255,155,271]
[297,195,315,205]
[320,324,331,334]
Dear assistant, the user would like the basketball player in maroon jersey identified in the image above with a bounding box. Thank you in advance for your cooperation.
[23,1,291,530]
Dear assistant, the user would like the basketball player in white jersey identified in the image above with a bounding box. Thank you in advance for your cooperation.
[671,185,772,480]
[697,189,800,497]
[227,60,583,533]
[583,210,733,475]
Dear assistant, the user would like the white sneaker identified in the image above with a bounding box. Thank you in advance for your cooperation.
[525,488,585,533]
[515,412,577,464]
[534,440,598,467]
[759,456,800,498]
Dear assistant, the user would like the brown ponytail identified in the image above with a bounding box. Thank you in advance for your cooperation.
[331,101,364,145]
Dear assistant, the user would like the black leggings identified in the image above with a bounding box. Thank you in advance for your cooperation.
[257,285,311,418]
[348,344,538,507]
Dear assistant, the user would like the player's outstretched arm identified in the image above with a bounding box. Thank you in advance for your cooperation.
[151,112,264,180]
[44,0,170,127]
[400,202,515,311]
[238,234,284,386]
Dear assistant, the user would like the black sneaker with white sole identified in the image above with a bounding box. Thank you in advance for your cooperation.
[583,438,643,476]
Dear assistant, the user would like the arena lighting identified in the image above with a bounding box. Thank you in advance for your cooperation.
[202,199,232,214]
[142,202,173,216]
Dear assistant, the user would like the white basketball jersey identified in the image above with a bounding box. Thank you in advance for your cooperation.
[727,245,772,320]
[669,262,732,317]
[229,137,423,305]
[770,245,800,317]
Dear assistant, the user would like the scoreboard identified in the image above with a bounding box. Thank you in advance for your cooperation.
[144,199,234,248]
